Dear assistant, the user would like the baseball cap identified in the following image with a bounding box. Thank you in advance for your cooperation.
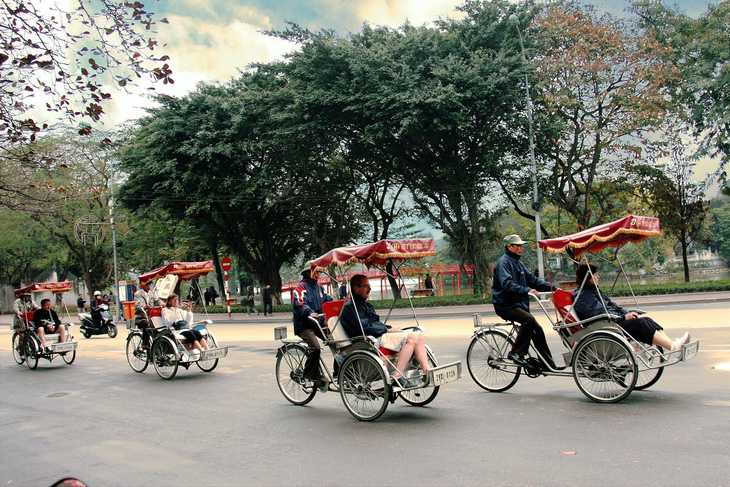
[504,234,528,246]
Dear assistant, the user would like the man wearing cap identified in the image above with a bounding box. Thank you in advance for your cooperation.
[493,234,562,369]
[292,262,333,389]
[13,293,40,331]
[134,281,162,348]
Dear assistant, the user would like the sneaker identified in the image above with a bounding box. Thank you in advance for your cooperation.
[670,340,683,352]
[299,377,314,392]
[678,332,691,345]
[508,352,527,367]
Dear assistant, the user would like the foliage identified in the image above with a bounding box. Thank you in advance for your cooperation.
[0,207,60,283]
[501,2,683,233]
[708,195,730,266]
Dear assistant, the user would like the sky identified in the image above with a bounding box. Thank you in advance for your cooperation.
[87,0,721,181]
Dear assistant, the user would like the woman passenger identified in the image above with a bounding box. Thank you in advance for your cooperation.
[162,293,210,353]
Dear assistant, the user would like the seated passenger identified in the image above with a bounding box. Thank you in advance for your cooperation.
[340,274,430,387]
[572,264,690,351]
[33,298,67,352]
[161,293,210,353]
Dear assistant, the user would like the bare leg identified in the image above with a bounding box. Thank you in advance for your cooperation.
[58,326,66,343]
[412,334,430,374]
[36,328,47,348]
[200,337,210,350]
[651,330,672,350]
[393,334,417,378]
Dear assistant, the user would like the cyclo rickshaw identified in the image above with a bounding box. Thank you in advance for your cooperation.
[11,281,79,369]
[274,239,462,421]
[467,215,700,403]
[125,261,229,380]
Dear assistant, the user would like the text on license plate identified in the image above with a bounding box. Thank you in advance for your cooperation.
[202,348,227,360]
[53,342,76,352]
[683,341,699,360]
[431,364,459,386]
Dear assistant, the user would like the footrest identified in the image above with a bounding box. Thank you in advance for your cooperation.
[200,346,228,361]
[427,361,462,386]
[681,339,699,362]
[51,341,77,353]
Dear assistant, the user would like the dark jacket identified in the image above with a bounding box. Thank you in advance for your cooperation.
[292,277,333,334]
[572,284,629,321]
[262,287,272,304]
[340,295,389,338]
[492,250,555,315]
[34,308,61,328]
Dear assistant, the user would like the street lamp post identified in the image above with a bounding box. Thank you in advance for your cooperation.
[509,14,544,279]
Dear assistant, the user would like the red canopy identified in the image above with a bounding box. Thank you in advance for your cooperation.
[138,261,215,286]
[15,281,73,298]
[538,215,660,256]
[310,239,436,270]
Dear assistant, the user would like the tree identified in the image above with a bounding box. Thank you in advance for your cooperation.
[0,207,60,284]
[642,142,709,282]
[500,3,683,232]
[630,0,730,178]
[0,0,173,209]
[708,194,730,266]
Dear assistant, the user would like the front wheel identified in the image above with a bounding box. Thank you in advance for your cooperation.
[467,330,521,392]
[12,332,24,364]
[196,334,219,372]
[573,334,637,403]
[62,348,76,364]
[339,353,391,421]
[107,324,118,338]
[126,332,148,373]
[152,337,179,380]
[400,355,439,406]
[275,344,316,405]
[634,344,665,390]
[24,336,39,370]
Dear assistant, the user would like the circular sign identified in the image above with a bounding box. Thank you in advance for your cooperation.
[221,257,232,272]
[74,215,105,246]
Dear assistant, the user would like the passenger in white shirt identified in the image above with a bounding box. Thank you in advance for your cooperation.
[162,293,209,352]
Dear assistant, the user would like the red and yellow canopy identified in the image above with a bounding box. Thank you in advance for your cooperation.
[15,281,73,298]
[139,261,215,286]
[310,239,435,270]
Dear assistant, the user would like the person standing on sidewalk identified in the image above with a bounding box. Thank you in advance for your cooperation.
[492,234,562,369]
[245,286,259,316]
[262,284,273,316]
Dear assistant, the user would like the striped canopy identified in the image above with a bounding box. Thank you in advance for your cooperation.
[138,261,215,286]
[310,239,436,270]
[15,281,73,297]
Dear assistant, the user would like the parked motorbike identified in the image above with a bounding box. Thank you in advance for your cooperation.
[78,303,118,338]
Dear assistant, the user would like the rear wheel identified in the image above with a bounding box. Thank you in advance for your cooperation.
[275,344,316,405]
[340,353,391,421]
[24,336,39,370]
[12,332,24,364]
[634,345,664,390]
[573,335,637,403]
[152,337,179,380]
[467,330,521,392]
[197,334,219,372]
[126,332,148,373]
[400,355,439,406]
[107,324,118,338]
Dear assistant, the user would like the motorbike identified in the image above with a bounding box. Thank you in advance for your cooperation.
[78,303,118,338]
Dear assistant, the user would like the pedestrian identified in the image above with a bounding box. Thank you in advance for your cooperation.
[424,273,435,296]
[339,278,348,299]
[245,286,259,316]
[77,293,86,313]
[262,284,273,316]
[210,286,218,305]
[204,287,211,306]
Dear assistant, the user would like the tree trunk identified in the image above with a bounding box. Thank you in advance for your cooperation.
[680,228,690,283]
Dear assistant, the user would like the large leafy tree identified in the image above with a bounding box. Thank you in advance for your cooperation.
[501,3,682,232]
[630,0,729,178]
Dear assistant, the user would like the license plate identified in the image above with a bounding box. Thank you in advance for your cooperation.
[682,340,699,361]
[201,347,227,360]
[429,362,461,386]
[53,342,76,352]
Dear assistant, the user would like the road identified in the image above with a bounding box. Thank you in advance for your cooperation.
[0,298,728,487]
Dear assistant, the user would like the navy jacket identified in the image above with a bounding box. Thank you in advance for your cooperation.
[340,295,389,338]
[572,284,629,321]
[292,277,333,334]
[492,250,555,315]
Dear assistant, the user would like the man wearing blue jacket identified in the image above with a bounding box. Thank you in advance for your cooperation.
[492,234,561,369]
[293,262,333,389]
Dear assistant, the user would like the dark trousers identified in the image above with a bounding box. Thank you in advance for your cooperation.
[499,307,555,364]
[297,328,322,381]
[263,301,273,315]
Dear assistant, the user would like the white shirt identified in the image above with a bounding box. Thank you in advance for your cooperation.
[161,307,193,327]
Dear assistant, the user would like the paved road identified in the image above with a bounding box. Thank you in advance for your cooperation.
[0,297,728,486]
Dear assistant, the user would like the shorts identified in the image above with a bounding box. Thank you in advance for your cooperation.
[377,332,409,352]
[618,317,662,345]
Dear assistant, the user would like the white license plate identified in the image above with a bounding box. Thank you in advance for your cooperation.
[53,342,76,352]
[683,340,699,361]
[201,347,227,360]
[430,362,461,386]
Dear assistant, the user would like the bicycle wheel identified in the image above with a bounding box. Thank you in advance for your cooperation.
[339,353,391,421]
[634,345,664,390]
[24,335,39,370]
[400,356,439,406]
[61,347,76,364]
[467,330,521,392]
[275,344,316,405]
[12,332,24,364]
[152,337,179,380]
[573,334,637,403]
[126,332,148,373]
[197,334,219,372]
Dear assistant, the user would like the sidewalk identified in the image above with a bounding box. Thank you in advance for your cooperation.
[2,291,726,326]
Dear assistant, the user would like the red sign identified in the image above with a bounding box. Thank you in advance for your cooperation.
[221,257,232,272]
